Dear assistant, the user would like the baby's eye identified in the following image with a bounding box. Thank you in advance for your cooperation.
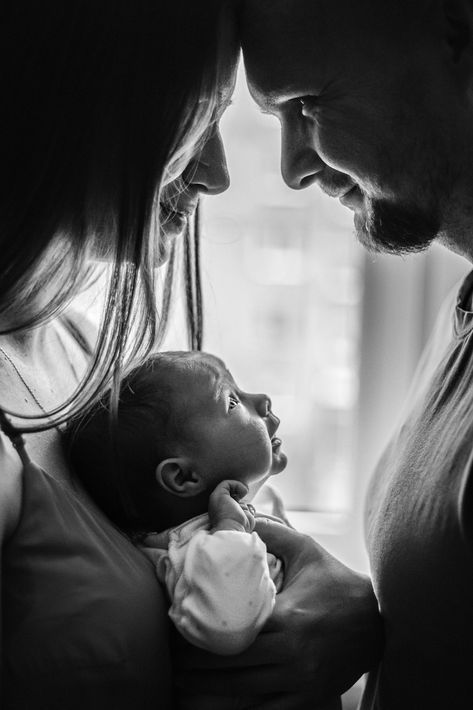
[228,394,240,411]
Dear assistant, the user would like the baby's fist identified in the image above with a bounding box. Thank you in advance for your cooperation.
[208,480,256,533]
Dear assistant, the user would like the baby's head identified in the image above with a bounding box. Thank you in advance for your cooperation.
[66,351,287,533]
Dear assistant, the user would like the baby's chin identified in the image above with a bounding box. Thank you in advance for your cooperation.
[270,449,288,476]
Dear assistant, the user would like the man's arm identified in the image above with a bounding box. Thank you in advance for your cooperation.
[175,519,383,707]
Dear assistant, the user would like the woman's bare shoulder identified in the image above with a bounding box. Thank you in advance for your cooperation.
[0,432,23,542]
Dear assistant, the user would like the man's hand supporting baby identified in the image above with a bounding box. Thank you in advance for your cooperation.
[176,518,383,709]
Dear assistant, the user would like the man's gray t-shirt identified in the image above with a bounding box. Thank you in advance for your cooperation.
[362,271,473,709]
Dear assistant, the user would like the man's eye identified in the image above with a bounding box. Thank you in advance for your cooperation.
[228,395,240,411]
[298,96,317,117]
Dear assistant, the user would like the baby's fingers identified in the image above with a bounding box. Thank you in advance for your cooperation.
[211,479,249,502]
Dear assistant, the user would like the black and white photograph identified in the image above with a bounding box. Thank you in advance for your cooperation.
[1,2,471,708]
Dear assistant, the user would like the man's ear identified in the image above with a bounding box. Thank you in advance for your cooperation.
[442,0,473,69]
[155,458,205,498]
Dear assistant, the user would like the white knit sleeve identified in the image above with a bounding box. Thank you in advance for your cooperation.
[166,529,276,655]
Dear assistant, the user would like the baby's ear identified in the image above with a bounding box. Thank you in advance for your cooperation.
[155,458,205,497]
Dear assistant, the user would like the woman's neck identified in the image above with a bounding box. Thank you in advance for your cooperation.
[0,322,49,361]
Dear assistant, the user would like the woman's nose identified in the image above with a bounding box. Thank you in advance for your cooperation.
[188,128,230,195]
[281,119,324,190]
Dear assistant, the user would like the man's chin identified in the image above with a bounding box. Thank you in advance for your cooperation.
[353,198,440,256]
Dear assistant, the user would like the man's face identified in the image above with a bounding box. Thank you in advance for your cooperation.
[170,353,287,487]
[242,0,473,255]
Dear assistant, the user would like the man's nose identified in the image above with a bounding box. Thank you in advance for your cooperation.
[281,120,325,190]
[189,128,230,195]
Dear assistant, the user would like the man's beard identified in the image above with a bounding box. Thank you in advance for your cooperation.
[355,193,442,256]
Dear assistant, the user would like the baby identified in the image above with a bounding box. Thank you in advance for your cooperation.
[65,351,288,658]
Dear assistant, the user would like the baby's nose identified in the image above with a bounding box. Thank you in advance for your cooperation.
[255,394,271,416]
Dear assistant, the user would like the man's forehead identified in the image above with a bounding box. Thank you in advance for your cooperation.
[241,0,426,105]
[241,0,359,95]
[241,0,367,50]
[242,0,414,34]
[241,0,420,66]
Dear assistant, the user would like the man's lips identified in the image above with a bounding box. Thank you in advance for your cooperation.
[319,180,357,199]
[339,185,363,209]
[318,178,364,209]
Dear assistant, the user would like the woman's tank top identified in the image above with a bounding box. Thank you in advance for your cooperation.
[1,316,173,709]
[2,438,172,709]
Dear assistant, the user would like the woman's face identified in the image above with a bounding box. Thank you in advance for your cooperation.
[158,128,230,263]
[157,53,239,265]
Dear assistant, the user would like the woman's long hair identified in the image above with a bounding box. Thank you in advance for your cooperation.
[0,0,235,430]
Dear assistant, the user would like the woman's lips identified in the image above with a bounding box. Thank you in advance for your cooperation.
[161,211,187,236]
[160,185,200,217]
[160,197,199,235]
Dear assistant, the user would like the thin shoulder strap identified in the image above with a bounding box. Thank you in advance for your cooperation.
[0,409,32,466]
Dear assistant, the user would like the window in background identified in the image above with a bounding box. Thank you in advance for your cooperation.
[71,62,470,710]
[198,66,468,569]
[200,67,365,519]
[74,66,469,575]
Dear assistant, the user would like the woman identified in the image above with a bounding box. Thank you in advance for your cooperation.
[0,2,383,708]
[0,1,237,708]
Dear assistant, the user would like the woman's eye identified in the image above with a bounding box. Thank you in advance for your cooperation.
[228,395,240,411]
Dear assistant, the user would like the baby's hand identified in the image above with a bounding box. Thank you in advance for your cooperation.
[208,480,256,533]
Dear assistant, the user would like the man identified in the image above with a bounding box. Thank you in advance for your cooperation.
[239,0,473,708]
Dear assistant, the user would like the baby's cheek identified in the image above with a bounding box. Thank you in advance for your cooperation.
[244,427,273,479]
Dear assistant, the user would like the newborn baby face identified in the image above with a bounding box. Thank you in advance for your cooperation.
[171,353,288,489]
